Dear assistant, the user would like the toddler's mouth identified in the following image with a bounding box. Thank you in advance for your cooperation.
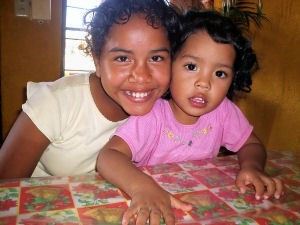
[190,97,206,104]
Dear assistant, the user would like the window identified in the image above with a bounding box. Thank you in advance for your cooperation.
[64,0,101,76]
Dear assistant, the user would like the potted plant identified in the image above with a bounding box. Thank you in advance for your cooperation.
[169,0,269,35]
[220,0,269,34]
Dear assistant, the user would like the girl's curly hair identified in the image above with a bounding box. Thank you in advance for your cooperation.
[84,0,180,58]
[174,10,259,99]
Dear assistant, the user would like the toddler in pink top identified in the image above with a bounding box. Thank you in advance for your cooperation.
[97,10,283,225]
[115,97,252,167]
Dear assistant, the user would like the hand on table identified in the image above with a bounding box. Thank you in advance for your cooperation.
[236,168,283,200]
[121,185,192,225]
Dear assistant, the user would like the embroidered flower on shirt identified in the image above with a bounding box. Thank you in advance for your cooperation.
[167,132,174,139]
[162,124,213,147]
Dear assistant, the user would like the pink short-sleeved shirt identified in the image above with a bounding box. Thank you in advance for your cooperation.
[114,98,253,167]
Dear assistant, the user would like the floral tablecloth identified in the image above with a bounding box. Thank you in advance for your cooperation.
[0,150,299,224]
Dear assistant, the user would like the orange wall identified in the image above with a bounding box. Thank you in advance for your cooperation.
[1,0,62,138]
[1,0,299,151]
[235,0,300,152]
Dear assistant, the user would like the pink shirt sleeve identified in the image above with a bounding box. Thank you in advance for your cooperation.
[221,98,253,152]
[114,100,163,166]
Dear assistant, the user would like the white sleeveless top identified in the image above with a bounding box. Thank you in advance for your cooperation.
[22,74,126,177]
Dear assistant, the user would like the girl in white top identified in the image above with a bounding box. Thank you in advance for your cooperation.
[0,0,180,178]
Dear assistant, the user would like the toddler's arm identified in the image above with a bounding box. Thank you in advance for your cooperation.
[0,112,50,178]
[236,132,283,200]
[97,136,192,225]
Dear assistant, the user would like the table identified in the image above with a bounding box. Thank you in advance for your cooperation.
[0,150,299,224]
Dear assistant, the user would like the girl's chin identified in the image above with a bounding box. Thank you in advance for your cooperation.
[124,106,153,116]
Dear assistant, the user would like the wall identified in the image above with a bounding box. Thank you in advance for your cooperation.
[1,0,299,151]
[235,0,300,152]
[0,1,3,142]
[1,0,62,138]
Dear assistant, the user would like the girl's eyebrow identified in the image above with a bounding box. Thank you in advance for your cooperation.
[180,54,198,60]
[179,54,201,62]
[180,54,233,69]
[151,48,170,54]
[217,63,234,70]
[109,47,170,54]
[109,47,132,54]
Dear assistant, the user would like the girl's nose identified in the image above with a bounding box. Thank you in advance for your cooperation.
[194,76,211,90]
[128,63,151,83]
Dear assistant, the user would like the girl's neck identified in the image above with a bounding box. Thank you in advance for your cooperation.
[89,73,128,122]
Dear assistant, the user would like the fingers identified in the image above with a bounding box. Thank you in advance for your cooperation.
[236,169,284,201]
[170,195,193,212]
[236,172,252,194]
[122,199,176,225]
[136,207,156,225]
[235,177,248,194]
[160,208,175,225]
[122,205,137,225]
[251,175,269,200]
[250,175,284,200]
[271,177,284,199]
[123,206,155,225]
[264,177,283,199]
[260,176,276,199]
[236,174,265,200]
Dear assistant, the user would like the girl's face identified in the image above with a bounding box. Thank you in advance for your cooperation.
[170,31,235,124]
[93,14,171,116]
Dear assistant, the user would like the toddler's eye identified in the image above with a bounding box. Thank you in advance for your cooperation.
[116,56,129,62]
[185,63,197,71]
[215,70,227,78]
[151,56,163,62]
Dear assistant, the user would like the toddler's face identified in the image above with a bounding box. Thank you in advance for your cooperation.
[94,14,171,116]
[170,31,235,124]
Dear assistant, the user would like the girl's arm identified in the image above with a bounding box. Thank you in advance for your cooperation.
[97,136,192,225]
[236,132,283,200]
[0,112,50,178]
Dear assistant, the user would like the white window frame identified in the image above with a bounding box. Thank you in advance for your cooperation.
[63,0,101,76]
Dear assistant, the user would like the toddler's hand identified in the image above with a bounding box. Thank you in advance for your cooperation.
[121,186,192,225]
[236,168,283,200]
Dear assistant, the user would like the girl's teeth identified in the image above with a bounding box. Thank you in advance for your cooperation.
[126,91,150,98]
[193,97,205,103]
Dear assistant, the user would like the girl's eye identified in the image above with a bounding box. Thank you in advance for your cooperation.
[151,56,163,62]
[215,70,227,78]
[116,56,129,62]
[184,63,197,71]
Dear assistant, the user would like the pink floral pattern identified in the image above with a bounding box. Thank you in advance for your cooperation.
[176,190,235,221]
[179,160,214,171]
[146,162,183,175]
[0,150,299,224]
[0,187,18,215]
[189,168,235,187]
[153,172,206,193]
[214,186,273,213]
[71,180,125,207]
[19,185,74,213]
[244,207,300,224]
[18,209,79,224]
